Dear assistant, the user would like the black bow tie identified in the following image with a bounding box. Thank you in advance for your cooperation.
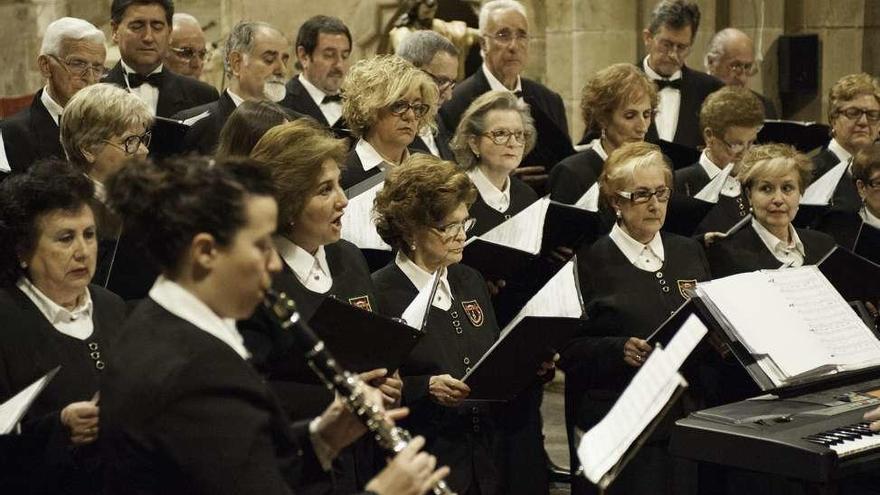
[322,94,342,104]
[654,78,682,91]
[513,90,523,98]
[127,71,164,88]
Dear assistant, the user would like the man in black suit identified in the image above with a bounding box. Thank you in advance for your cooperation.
[280,15,351,137]
[175,21,302,155]
[102,0,218,118]
[704,27,779,119]
[640,0,724,149]
[440,0,571,189]
[397,30,458,161]
[0,17,106,174]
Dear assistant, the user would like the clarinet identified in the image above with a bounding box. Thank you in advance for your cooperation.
[262,289,456,495]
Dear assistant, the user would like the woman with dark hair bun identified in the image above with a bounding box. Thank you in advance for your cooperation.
[216,100,291,158]
[0,160,126,495]
[100,156,448,495]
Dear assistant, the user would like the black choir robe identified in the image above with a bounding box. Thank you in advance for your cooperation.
[102,62,219,118]
[560,233,711,495]
[440,68,571,172]
[0,284,125,495]
[100,298,348,495]
[469,175,538,236]
[0,89,65,174]
[373,262,501,495]
[639,63,725,149]
[410,117,456,162]
[673,162,750,235]
[548,149,604,205]
[705,223,837,279]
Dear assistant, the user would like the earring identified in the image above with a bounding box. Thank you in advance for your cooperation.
[615,209,622,219]
[410,243,417,251]
[19,260,27,269]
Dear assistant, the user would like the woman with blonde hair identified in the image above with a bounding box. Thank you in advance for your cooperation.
[339,55,439,189]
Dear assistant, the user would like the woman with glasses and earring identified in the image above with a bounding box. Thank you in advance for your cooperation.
[549,64,658,209]
[339,55,439,190]
[60,83,153,294]
[449,90,537,236]
[673,86,764,235]
[559,142,711,495]
[812,73,880,215]
[372,154,505,495]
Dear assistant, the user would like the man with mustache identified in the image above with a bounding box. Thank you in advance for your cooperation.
[174,21,303,155]
[280,16,351,138]
[704,28,778,119]
[440,0,572,192]
[103,0,218,118]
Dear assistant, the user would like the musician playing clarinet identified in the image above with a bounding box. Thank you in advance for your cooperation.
[99,155,448,495]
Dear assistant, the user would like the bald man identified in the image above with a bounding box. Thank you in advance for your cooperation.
[705,27,778,118]
[164,13,207,79]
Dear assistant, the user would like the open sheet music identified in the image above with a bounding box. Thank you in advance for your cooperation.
[696,266,880,387]
[801,158,849,206]
[1,367,60,434]
[693,163,733,203]
[476,197,551,255]
[400,270,442,330]
[578,315,706,487]
[340,179,391,251]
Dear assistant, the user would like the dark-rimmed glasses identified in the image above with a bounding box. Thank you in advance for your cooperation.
[102,131,152,154]
[836,107,880,123]
[617,186,672,204]
[388,100,431,118]
[481,129,530,146]
[432,217,476,240]
[422,70,456,93]
[170,46,208,62]
[486,29,529,46]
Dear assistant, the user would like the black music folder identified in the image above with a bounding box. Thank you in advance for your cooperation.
[757,120,830,153]
[304,296,425,379]
[818,245,880,304]
[855,221,880,266]
[657,139,700,170]
[462,200,602,327]
[663,196,715,236]
[148,116,190,160]
[463,316,581,401]
[792,203,832,229]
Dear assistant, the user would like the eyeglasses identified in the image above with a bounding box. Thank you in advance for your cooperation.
[726,61,758,76]
[422,70,456,93]
[655,38,691,57]
[48,55,107,79]
[617,186,672,204]
[388,100,431,118]
[481,129,531,146]
[103,131,152,154]
[836,107,880,123]
[432,217,476,240]
[486,29,530,46]
[170,46,208,62]
[715,136,756,155]
[860,177,880,190]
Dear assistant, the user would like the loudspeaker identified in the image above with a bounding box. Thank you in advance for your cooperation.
[778,34,820,94]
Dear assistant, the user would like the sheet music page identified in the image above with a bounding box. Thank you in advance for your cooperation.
[663,314,708,369]
[478,197,550,254]
[400,271,441,329]
[577,347,685,484]
[0,367,59,434]
[801,159,848,206]
[340,181,392,251]
[693,163,733,203]
[573,182,600,212]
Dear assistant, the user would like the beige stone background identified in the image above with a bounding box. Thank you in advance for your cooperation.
[1,0,878,139]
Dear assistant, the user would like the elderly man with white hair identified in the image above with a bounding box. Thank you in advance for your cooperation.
[0,17,106,174]
[705,27,778,118]
[173,20,303,155]
[440,0,571,191]
[163,13,208,79]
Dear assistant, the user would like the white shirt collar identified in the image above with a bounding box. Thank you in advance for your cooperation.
[89,175,107,203]
[482,63,522,94]
[643,56,682,81]
[149,276,251,360]
[274,235,331,284]
[299,74,330,105]
[467,166,511,213]
[862,206,880,230]
[828,138,853,165]
[226,89,245,108]
[121,59,163,76]
[751,218,805,259]
[590,138,608,161]
[16,276,94,339]
[40,86,64,126]
[355,138,399,172]
[609,222,665,268]
[394,251,454,311]
[699,151,741,197]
